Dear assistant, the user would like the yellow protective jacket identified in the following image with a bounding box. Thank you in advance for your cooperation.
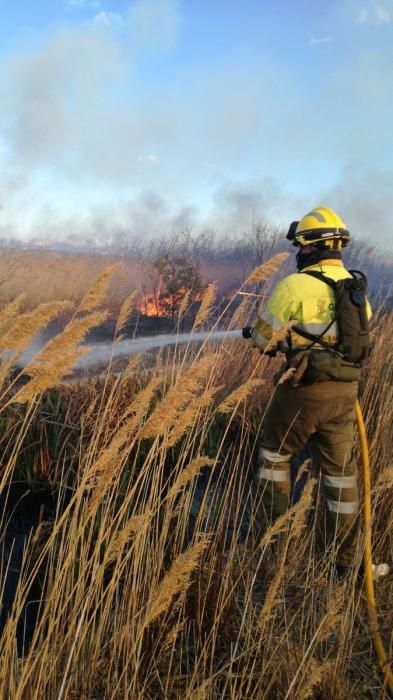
[253,259,372,352]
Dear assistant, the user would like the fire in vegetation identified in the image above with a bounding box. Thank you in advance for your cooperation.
[139,293,167,318]
[139,285,202,318]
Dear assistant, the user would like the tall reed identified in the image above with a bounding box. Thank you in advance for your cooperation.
[0,254,391,699]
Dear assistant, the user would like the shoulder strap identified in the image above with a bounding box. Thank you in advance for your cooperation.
[300,268,347,310]
[299,270,337,290]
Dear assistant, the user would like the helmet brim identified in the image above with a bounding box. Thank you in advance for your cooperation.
[295,228,350,246]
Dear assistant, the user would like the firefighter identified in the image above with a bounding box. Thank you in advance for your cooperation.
[250,206,371,575]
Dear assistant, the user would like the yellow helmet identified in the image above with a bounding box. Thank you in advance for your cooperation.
[287,207,350,248]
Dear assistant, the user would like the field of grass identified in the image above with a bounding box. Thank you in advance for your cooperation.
[0,254,392,699]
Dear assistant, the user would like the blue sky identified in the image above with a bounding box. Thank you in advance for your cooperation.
[1,0,393,245]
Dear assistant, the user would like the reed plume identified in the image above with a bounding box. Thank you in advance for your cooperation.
[166,390,218,447]
[11,359,84,404]
[264,320,296,353]
[217,378,264,413]
[0,294,26,335]
[140,353,217,438]
[228,296,255,330]
[143,539,210,627]
[286,477,315,540]
[162,620,186,652]
[85,379,162,502]
[115,291,137,337]
[178,290,191,322]
[293,458,312,487]
[122,376,163,426]
[316,586,344,643]
[0,359,13,393]
[86,414,135,485]
[166,456,215,501]
[261,479,314,547]
[27,311,107,367]
[123,351,145,378]
[258,557,286,628]
[10,312,107,403]
[0,300,73,352]
[84,415,138,515]
[296,659,324,700]
[105,511,152,563]
[245,252,289,285]
[78,263,121,313]
[192,283,216,330]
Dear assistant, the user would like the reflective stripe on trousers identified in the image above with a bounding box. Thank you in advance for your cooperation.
[322,473,358,515]
[258,447,291,464]
[322,474,357,489]
[326,499,359,514]
[257,467,289,482]
[256,446,291,520]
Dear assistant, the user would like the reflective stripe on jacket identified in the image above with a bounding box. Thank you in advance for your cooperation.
[253,259,372,351]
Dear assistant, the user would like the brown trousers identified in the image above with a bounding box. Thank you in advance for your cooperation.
[257,380,359,567]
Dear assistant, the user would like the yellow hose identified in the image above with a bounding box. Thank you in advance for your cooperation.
[355,399,393,695]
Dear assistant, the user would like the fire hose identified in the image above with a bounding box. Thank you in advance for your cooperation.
[241,328,393,693]
[355,399,393,695]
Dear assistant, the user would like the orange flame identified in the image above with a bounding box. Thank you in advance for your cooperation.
[139,294,169,317]
[139,286,201,318]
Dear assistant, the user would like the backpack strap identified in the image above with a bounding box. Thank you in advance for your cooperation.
[300,269,338,290]
[291,323,337,350]
[348,270,369,332]
[349,269,367,285]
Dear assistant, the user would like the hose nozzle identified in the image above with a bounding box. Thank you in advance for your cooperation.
[242,327,254,339]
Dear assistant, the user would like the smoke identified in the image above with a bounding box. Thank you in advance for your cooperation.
[1,27,122,172]
[1,2,393,247]
[3,181,298,247]
[126,0,182,50]
[3,170,391,248]
[211,180,302,232]
[320,165,393,246]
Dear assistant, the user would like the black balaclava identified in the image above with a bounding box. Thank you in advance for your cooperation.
[296,246,342,271]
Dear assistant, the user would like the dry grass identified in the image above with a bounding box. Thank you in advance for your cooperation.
[0,252,391,699]
[0,249,143,312]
